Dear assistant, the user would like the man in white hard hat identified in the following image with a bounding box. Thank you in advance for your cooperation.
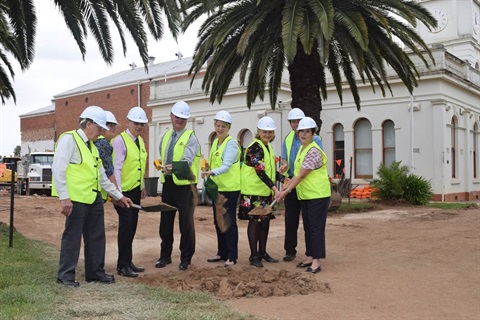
[112,106,148,278]
[155,101,201,271]
[94,110,119,201]
[279,108,323,262]
[52,106,133,287]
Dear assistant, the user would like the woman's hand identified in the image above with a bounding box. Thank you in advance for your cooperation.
[275,189,289,202]
[201,170,213,179]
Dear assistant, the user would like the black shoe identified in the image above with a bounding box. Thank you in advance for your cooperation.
[207,255,226,263]
[306,266,322,274]
[249,257,263,268]
[56,278,80,288]
[86,275,115,284]
[283,253,296,262]
[260,253,279,263]
[105,272,114,278]
[155,257,172,268]
[179,261,190,271]
[131,264,145,273]
[117,266,138,278]
[296,261,312,268]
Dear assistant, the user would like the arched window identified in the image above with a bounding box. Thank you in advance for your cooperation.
[333,124,345,178]
[382,120,395,167]
[474,122,478,179]
[238,129,253,164]
[451,117,457,178]
[354,118,373,178]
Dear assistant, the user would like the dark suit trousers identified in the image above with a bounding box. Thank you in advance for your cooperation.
[114,186,141,269]
[58,193,106,281]
[159,176,195,263]
[284,188,302,255]
[301,197,330,259]
[212,191,239,261]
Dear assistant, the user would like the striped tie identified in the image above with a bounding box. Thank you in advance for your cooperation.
[166,132,177,164]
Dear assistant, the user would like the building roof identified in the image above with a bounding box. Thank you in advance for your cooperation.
[19,104,55,118]
[54,57,195,98]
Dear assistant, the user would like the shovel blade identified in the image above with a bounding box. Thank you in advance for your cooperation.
[132,203,177,212]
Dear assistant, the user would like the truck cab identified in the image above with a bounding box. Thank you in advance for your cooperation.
[17,152,54,195]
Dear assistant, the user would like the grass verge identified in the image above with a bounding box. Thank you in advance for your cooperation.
[427,202,478,210]
[0,223,250,320]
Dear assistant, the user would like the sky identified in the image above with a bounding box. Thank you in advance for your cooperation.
[0,3,202,156]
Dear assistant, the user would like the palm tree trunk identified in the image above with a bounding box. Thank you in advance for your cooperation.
[288,40,323,132]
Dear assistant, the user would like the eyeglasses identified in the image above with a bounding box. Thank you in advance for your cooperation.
[132,121,146,127]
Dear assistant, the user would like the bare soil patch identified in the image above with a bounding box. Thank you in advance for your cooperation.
[1,193,479,319]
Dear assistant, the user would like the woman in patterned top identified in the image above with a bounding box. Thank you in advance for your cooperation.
[239,116,285,268]
[276,117,331,274]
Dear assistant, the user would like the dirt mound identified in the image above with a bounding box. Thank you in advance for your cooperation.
[139,266,331,299]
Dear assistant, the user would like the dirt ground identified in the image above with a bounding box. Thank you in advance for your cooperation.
[1,192,479,319]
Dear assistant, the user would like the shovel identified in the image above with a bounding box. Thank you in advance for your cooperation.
[131,203,177,212]
[248,199,277,216]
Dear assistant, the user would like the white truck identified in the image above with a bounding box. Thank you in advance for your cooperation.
[17,151,54,196]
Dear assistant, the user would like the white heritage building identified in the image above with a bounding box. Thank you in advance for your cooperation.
[33,0,478,201]
[147,0,480,202]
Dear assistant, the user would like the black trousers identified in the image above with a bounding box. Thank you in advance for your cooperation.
[212,191,239,261]
[284,188,301,255]
[159,177,196,263]
[58,193,106,281]
[301,197,330,259]
[114,186,141,269]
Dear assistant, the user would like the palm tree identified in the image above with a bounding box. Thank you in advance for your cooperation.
[0,0,181,104]
[184,0,437,130]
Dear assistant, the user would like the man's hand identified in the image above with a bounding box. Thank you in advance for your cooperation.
[60,199,73,216]
[141,188,147,199]
[117,196,133,208]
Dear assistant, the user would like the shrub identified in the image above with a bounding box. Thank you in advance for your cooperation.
[370,161,433,205]
[370,161,408,201]
[402,174,433,205]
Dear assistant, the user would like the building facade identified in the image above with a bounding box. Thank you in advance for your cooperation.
[19,0,480,201]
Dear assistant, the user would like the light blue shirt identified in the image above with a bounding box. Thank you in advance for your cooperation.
[281,132,323,177]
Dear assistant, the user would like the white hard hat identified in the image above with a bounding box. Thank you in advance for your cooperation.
[171,101,191,119]
[127,106,148,123]
[105,111,118,125]
[297,116,317,131]
[214,110,232,124]
[257,116,276,130]
[287,108,305,120]
[80,106,109,130]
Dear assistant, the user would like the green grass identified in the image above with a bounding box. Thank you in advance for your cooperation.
[0,224,250,320]
[330,201,379,213]
[427,202,478,210]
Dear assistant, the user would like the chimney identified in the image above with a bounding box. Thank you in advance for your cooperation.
[175,51,183,60]
[129,61,137,70]
[148,56,156,66]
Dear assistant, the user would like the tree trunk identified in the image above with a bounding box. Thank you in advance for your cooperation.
[288,40,323,132]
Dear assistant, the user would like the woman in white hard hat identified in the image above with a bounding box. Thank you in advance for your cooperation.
[239,116,286,268]
[94,110,119,201]
[276,117,331,274]
[202,111,241,266]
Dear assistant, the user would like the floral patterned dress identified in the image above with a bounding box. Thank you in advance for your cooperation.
[238,141,285,222]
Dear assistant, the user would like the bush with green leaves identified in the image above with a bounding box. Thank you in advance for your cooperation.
[402,174,433,205]
[370,161,432,205]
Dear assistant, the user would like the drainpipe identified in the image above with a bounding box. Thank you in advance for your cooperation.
[409,95,414,174]
[137,81,141,107]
